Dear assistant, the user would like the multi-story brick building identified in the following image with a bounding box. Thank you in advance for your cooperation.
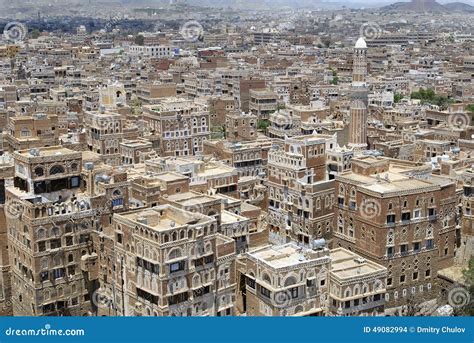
[96,205,237,316]
[84,107,124,166]
[225,111,258,143]
[5,147,96,316]
[267,135,335,245]
[237,242,331,316]
[333,156,458,311]
[142,99,211,157]
[329,248,387,316]
[203,138,272,178]
[6,113,59,152]
[0,154,14,315]
[249,89,278,120]
[146,156,239,197]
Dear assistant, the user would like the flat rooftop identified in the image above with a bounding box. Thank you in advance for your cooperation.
[248,243,329,269]
[117,205,210,232]
[155,172,189,183]
[330,248,386,281]
[167,191,219,206]
[221,210,248,225]
[339,162,452,195]
[17,146,77,158]
[120,139,152,148]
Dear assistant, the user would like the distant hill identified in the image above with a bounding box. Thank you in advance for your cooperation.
[382,0,474,12]
[443,1,474,11]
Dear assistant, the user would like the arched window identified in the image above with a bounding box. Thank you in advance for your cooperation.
[51,227,60,236]
[113,189,122,197]
[20,128,31,137]
[284,276,297,287]
[65,223,73,233]
[34,167,44,176]
[168,248,182,260]
[192,274,201,288]
[37,228,45,239]
[49,165,65,175]
[262,273,272,284]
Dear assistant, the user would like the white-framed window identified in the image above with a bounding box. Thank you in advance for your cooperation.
[20,128,31,137]
[413,209,421,219]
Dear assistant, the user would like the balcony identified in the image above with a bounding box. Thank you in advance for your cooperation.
[334,298,385,315]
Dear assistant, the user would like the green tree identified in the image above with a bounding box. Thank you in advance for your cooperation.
[322,37,331,48]
[410,88,452,110]
[257,119,270,131]
[330,68,338,85]
[394,94,403,103]
[468,104,474,122]
[453,258,474,316]
[30,29,41,39]
[463,258,474,285]
[134,34,144,46]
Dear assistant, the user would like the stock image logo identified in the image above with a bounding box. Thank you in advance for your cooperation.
[447,285,471,308]
[359,199,381,219]
[271,290,292,308]
[359,22,382,40]
[180,20,203,42]
[91,289,115,310]
[3,22,28,42]
[5,199,25,220]
[275,112,292,130]
[447,113,470,129]
[401,131,416,143]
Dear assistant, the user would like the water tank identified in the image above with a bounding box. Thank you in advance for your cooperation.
[137,217,148,225]
[312,239,326,250]
[29,148,40,157]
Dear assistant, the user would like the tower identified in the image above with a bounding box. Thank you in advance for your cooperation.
[348,37,368,150]
[5,147,95,316]
[352,37,368,90]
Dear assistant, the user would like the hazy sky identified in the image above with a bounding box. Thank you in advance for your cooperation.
[1,0,473,7]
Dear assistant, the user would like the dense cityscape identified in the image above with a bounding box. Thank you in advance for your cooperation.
[0,0,473,318]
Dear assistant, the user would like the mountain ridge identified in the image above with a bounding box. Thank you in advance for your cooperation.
[382,0,474,12]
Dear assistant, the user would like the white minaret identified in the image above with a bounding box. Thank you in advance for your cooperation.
[349,37,368,150]
[352,37,368,88]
